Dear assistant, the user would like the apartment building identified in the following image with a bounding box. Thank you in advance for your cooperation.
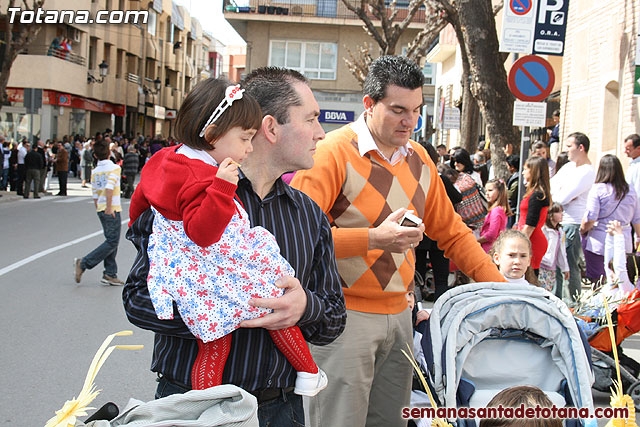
[1,0,216,142]
[223,0,436,134]
[560,1,639,165]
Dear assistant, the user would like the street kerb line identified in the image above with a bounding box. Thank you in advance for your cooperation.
[0,217,129,277]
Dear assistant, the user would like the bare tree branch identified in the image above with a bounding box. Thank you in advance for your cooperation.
[343,44,374,84]
[340,0,388,52]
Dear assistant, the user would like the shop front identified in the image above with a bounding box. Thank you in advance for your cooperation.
[2,88,125,142]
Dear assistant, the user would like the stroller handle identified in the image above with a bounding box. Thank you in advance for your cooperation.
[84,402,119,423]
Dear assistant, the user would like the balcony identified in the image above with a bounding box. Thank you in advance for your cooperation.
[20,45,86,66]
[9,50,87,96]
[162,86,175,110]
[223,0,428,24]
[425,25,457,63]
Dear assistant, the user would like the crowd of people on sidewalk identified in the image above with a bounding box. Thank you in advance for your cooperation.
[430,130,640,303]
[0,131,180,199]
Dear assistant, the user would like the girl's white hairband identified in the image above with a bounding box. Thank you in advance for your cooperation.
[198,84,245,138]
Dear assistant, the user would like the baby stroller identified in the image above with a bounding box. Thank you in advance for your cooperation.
[422,282,594,426]
[575,288,640,409]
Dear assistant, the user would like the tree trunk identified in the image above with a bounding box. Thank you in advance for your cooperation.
[0,2,45,106]
[459,56,480,154]
[453,0,519,180]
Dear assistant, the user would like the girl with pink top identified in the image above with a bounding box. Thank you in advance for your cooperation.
[477,179,512,253]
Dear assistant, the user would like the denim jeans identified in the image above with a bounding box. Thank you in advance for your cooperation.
[155,376,304,427]
[81,211,120,277]
[0,168,8,190]
[556,223,582,301]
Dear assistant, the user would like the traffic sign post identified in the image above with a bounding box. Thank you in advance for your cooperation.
[507,56,554,222]
[515,127,532,224]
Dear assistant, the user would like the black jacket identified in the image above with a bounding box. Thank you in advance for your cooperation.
[24,150,44,170]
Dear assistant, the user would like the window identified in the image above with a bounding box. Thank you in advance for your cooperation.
[147,10,157,36]
[167,20,174,44]
[88,37,97,69]
[422,62,435,85]
[269,40,337,80]
[116,49,124,78]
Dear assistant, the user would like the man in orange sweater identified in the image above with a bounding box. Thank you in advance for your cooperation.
[292,56,505,427]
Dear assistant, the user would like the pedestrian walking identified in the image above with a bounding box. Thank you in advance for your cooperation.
[74,139,124,286]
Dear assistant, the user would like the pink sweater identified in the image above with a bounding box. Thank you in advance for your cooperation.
[480,206,507,253]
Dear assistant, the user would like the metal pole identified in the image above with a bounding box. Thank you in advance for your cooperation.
[29,89,35,143]
[515,126,531,224]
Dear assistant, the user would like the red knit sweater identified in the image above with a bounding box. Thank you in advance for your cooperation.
[129,145,239,248]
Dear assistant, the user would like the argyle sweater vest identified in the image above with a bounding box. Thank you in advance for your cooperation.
[293,125,435,314]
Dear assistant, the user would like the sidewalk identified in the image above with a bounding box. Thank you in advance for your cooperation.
[0,175,93,203]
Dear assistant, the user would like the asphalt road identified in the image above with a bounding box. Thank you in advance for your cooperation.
[2,177,640,426]
[0,180,156,426]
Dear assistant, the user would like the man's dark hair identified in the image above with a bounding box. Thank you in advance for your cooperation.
[93,140,110,160]
[506,154,520,169]
[568,131,590,152]
[242,67,308,125]
[436,144,446,150]
[552,109,560,117]
[175,78,261,150]
[532,141,547,151]
[363,55,424,102]
[626,133,640,148]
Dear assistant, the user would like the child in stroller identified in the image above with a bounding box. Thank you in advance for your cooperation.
[572,220,640,408]
[419,229,594,427]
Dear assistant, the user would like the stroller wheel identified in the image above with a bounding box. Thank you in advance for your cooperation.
[627,380,640,411]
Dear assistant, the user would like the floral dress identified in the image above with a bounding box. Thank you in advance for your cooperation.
[147,201,294,342]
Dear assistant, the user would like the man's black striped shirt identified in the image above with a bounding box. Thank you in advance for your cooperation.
[123,176,346,391]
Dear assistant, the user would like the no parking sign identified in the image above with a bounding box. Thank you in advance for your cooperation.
[508,55,555,102]
[510,0,532,16]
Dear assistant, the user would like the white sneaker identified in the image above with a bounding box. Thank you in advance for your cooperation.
[294,369,328,396]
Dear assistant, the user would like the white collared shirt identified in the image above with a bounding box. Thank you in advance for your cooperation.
[627,156,640,199]
[349,113,413,166]
[177,144,218,167]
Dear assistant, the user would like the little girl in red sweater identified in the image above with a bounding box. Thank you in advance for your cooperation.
[129,78,327,395]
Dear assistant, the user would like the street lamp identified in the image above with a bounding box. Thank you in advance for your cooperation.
[144,77,162,95]
[87,60,109,84]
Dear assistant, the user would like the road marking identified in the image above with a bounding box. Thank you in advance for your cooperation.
[54,196,92,203]
[0,217,130,277]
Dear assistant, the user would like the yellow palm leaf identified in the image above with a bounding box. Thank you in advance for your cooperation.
[44,331,143,427]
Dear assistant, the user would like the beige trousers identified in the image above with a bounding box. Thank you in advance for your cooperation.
[305,307,413,427]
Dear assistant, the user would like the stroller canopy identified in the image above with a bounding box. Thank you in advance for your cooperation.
[424,282,594,413]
